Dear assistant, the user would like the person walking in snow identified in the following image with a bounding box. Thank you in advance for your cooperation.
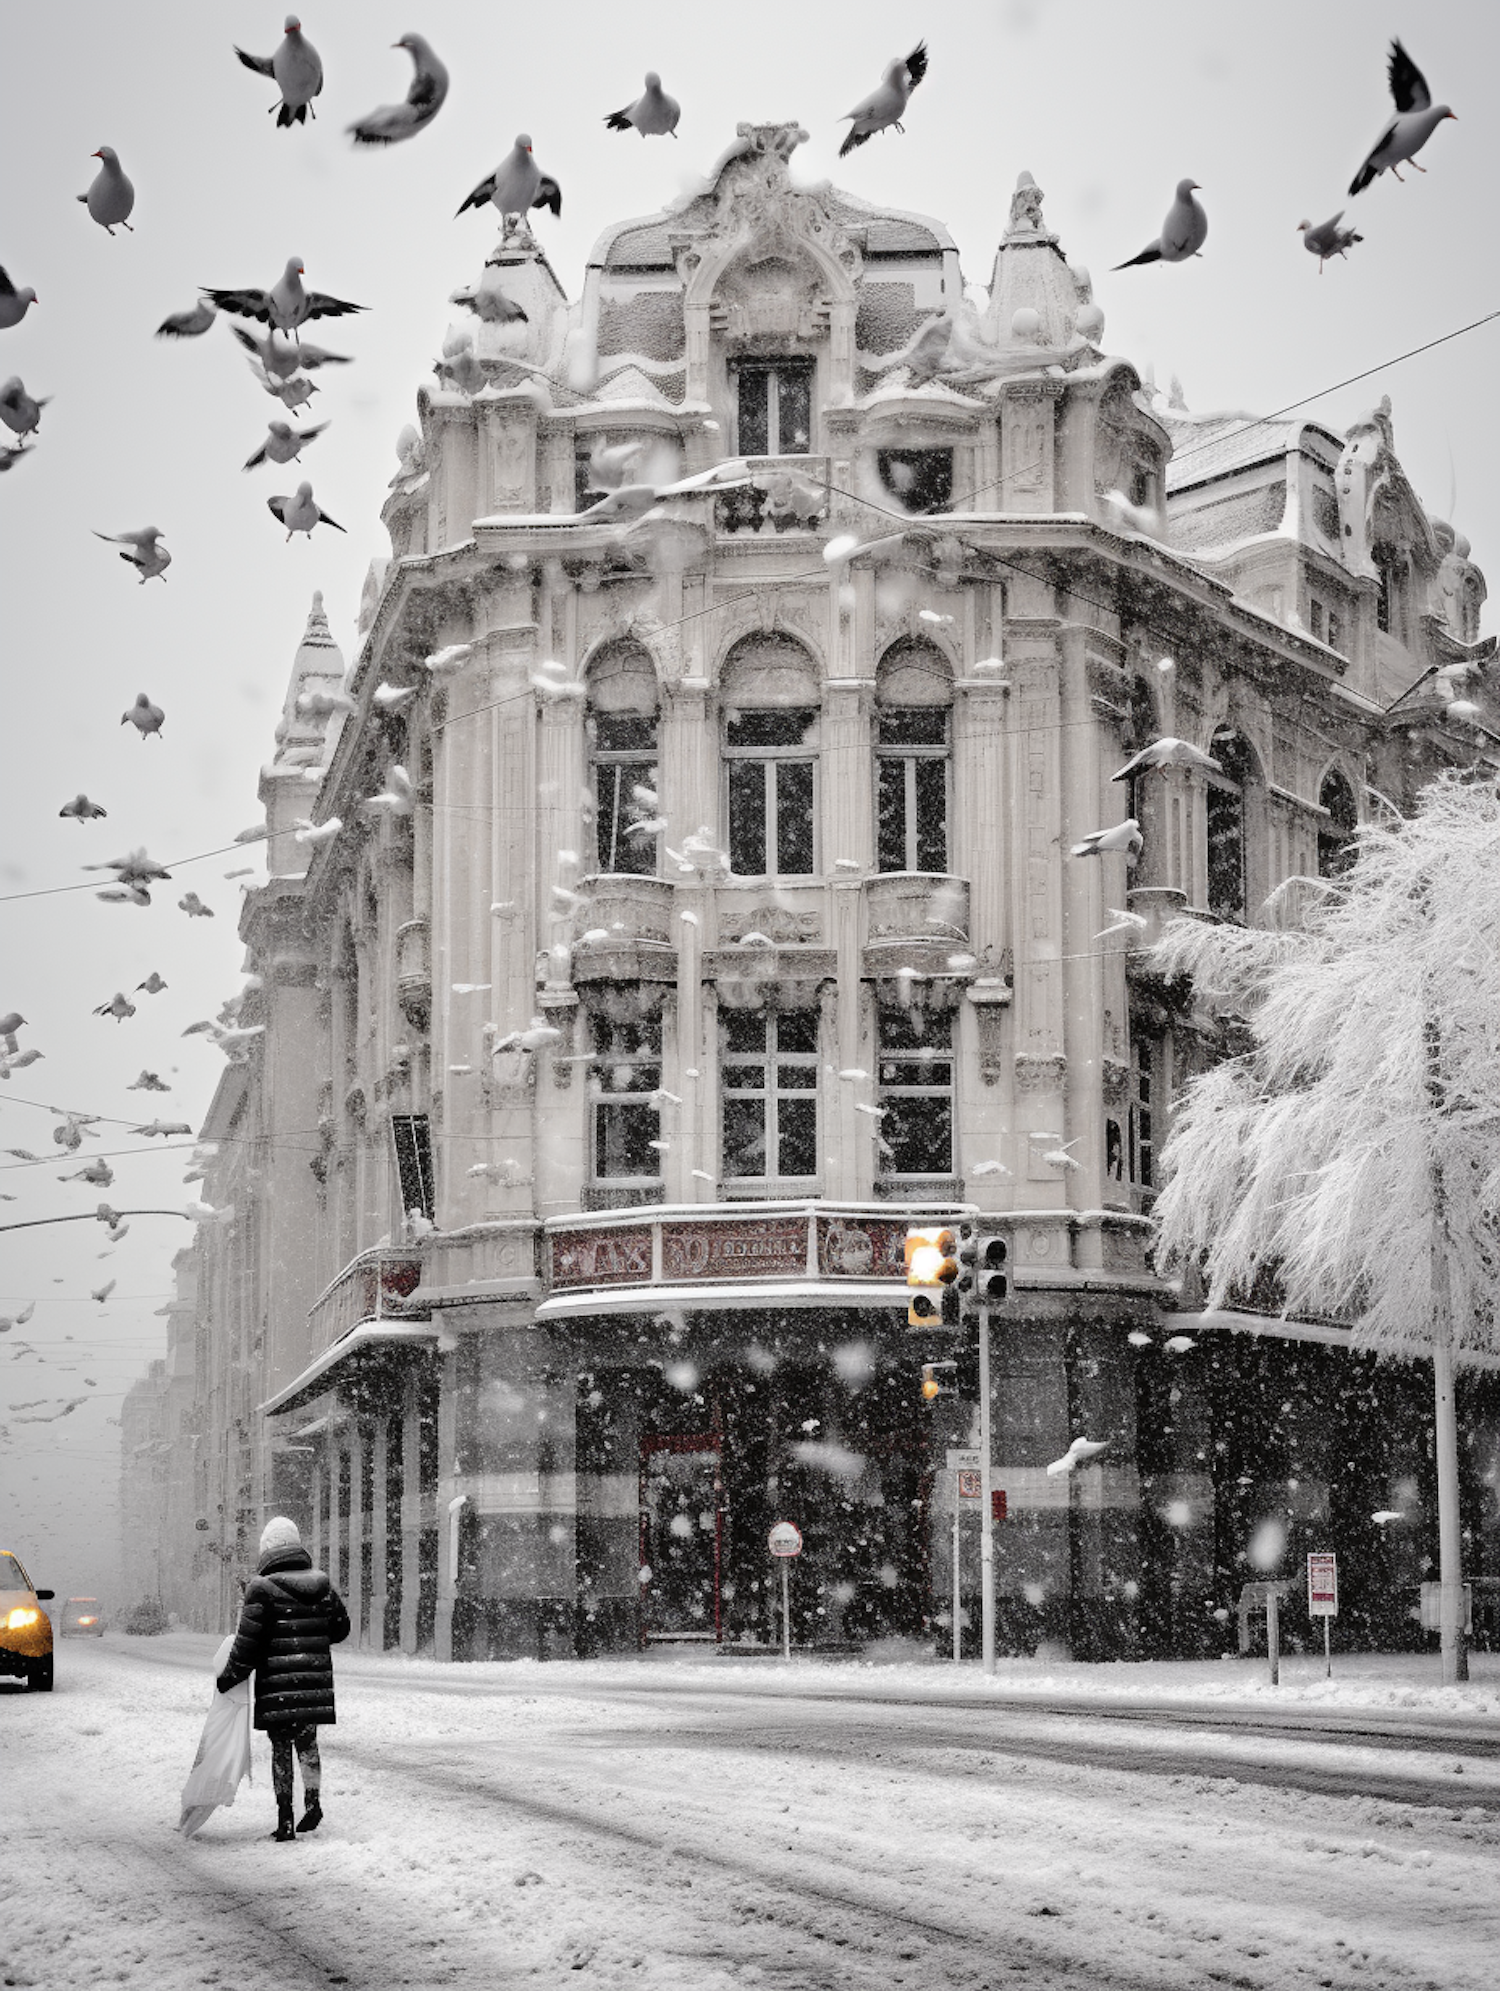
[216,1516,350,1842]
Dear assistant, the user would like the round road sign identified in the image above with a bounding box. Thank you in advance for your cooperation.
[768,1520,803,1558]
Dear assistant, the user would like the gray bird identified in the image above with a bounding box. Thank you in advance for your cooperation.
[84,847,172,885]
[93,993,136,1023]
[95,526,170,584]
[0,266,38,331]
[121,693,165,740]
[254,369,320,413]
[136,972,168,994]
[126,1071,170,1092]
[242,418,328,470]
[0,377,47,440]
[0,442,33,471]
[348,33,449,146]
[449,267,528,324]
[433,328,484,397]
[203,259,366,340]
[1350,40,1455,196]
[840,42,928,156]
[1298,212,1364,273]
[155,299,217,339]
[234,14,323,127]
[178,892,214,919]
[1113,180,1207,269]
[605,72,680,139]
[90,1279,116,1304]
[1110,737,1221,782]
[1071,819,1143,862]
[0,1013,24,1050]
[59,794,108,823]
[97,883,152,905]
[230,323,351,378]
[456,135,562,221]
[268,479,345,539]
[77,147,135,234]
[131,1118,192,1137]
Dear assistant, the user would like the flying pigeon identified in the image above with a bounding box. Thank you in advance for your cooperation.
[234,15,323,126]
[362,766,414,818]
[348,33,449,146]
[0,377,47,440]
[1046,1436,1109,1477]
[1298,212,1364,273]
[90,1280,116,1304]
[0,1013,25,1052]
[293,816,342,846]
[178,892,214,918]
[840,42,928,156]
[121,694,165,740]
[93,993,136,1022]
[242,418,328,470]
[94,526,170,584]
[0,441,32,471]
[1113,180,1207,269]
[456,136,562,221]
[77,147,135,234]
[0,266,38,330]
[372,683,415,710]
[254,369,319,413]
[449,269,528,324]
[1371,1510,1408,1526]
[126,1071,170,1091]
[1110,738,1221,781]
[1349,40,1455,196]
[203,260,366,340]
[231,324,351,379]
[59,794,107,823]
[155,299,217,339]
[136,972,167,994]
[605,73,680,138]
[296,686,355,717]
[424,644,472,675]
[97,884,152,906]
[84,847,172,886]
[267,480,345,539]
[433,326,485,397]
[1071,820,1143,862]
[131,1118,193,1138]
[68,1160,114,1188]
[0,1048,42,1076]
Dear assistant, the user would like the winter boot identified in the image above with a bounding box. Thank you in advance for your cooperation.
[296,1791,323,1834]
[271,1803,297,1842]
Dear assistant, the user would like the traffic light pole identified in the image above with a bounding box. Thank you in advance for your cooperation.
[979,1306,996,1674]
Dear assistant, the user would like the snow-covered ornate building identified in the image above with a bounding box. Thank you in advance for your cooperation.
[175,128,1497,1659]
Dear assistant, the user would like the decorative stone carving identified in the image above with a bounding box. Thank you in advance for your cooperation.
[577,875,674,945]
[395,917,431,1031]
[974,1004,1007,1086]
[1335,396,1396,581]
[1014,1053,1067,1095]
[1006,171,1052,243]
[718,904,822,945]
[864,873,970,944]
[1102,1059,1130,1108]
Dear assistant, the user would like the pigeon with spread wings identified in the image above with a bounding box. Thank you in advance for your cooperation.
[839,42,927,157]
[1349,40,1455,196]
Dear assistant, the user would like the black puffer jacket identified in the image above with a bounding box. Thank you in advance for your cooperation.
[217,1545,350,1731]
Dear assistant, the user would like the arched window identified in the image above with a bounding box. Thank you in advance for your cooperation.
[875,640,952,873]
[1205,730,1255,921]
[1318,767,1358,879]
[721,634,820,877]
[586,645,658,877]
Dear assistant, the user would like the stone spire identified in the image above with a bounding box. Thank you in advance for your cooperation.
[983,171,1101,351]
[261,592,348,877]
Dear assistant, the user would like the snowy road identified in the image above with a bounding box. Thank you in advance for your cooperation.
[7,1637,1500,1991]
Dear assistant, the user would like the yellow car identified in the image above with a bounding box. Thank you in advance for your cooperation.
[0,1548,55,1691]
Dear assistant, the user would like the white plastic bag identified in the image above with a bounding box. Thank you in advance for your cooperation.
[178,1634,253,1838]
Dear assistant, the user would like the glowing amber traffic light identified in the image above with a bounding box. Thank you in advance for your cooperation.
[905,1226,960,1328]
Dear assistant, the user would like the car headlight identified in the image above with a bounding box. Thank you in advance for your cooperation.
[78,1616,97,1626]
[5,1607,40,1630]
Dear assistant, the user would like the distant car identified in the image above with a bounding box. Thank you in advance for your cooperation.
[0,1548,55,1691]
[59,1598,105,1638]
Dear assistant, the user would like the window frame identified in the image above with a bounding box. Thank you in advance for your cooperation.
[589,1010,664,1184]
[732,357,814,458]
[720,1009,820,1184]
[1126,1039,1155,1202]
[590,710,660,877]
[875,1008,954,1181]
[723,708,819,878]
[876,707,950,874]
[391,1113,436,1220]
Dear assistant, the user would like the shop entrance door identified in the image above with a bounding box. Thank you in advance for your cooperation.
[639,1435,722,1644]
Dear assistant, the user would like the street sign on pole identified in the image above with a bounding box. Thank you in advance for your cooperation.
[1308,1549,1338,1679]
[768,1521,802,1558]
[956,1469,982,1500]
[768,1522,800,1660]
[946,1448,982,1472]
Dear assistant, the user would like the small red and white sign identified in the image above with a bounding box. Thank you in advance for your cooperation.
[956,1470,982,1500]
[768,1521,803,1558]
[1307,1551,1338,1616]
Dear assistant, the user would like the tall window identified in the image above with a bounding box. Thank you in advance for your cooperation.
[726,710,817,876]
[1318,767,1358,879]
[877,448,954,516]
[734,358,812,456]
[391,1114,435,1219]
[1127,1041,1155,1198]
[591,1010,662,1181]
[1205,730,1253,922]
[877,1008,953,1179]
[587,647,658,876]
[721,1009,818,1181]
[875,641,952,874]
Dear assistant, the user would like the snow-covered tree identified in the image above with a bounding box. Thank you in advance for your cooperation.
[1149,773,1500,1683]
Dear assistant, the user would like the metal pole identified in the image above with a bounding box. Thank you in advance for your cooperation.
[1431,1308,1470,1684]
[1323,1615,1331,1681]
[979,1308,996,1675]
[781,1560,791,1661]
[1266,1587,1280,1687]
[952,1487,961,1663]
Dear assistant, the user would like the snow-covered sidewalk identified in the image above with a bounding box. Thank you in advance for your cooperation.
[6,1635,1499,1990]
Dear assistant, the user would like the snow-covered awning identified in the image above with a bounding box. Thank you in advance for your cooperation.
[536,1279,910,1322]
[259,1321,441,1419]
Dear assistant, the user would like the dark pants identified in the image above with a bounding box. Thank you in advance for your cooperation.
[266,1723,320,1805]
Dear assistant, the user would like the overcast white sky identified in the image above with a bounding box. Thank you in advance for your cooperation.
[2,0,1495,1601]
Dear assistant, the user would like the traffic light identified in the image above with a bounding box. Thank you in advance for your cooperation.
[921,1360,957,1403]
[905,1225,959,1328]
[945,1225,977,1327]
[977,1234,1010,1308]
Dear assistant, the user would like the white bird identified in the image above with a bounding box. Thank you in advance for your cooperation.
[425,644,472,675]
[0,265,39,330]
[1371,1509,1408,1526]
[1349,40,1455,196]
[492,1017,562,1053]
[131,1119,192,1138]
[231,324,351,378]
[1071,820,1142,862]
[268,480,345,539]
[1111,737,1221,782]
[234,15,323,127]
[243,418,327,470]
[0,1048,42,1076]
[348,33,449,146]
[449,271,528,325]
[1046,1436,1109,1477]
[253,367,320,413]
[840,42,928,156]
[155,299,217,339]
[293,816,342,846]
[126,1071,170,1092]
[178,892,214,918]
[362,766,414,818]
[1298,212,1364,274]
[96,527,170,585]
[90,1280,117,1304]
[296,686,355,717]
[1113,180,1207,269]
[456,135,562,222]
[77,147,135,234]
[373,683,415,710]
[604,72,680,139]
[969,1159,1011,1177]
[120,693,165,740]
[1162,1334,1197,1355]
[59,794,107,824]
[1094,909,1149,939]
[0,377,47,440]
[203,260,366,340]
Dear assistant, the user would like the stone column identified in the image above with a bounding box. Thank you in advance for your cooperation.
[347,1422,366,1646]
[369,1416,389,1650]
[399,1375,421,1653]
[434,1345,460,1661]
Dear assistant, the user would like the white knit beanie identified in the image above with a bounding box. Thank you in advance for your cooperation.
[259,1516,301,1557]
